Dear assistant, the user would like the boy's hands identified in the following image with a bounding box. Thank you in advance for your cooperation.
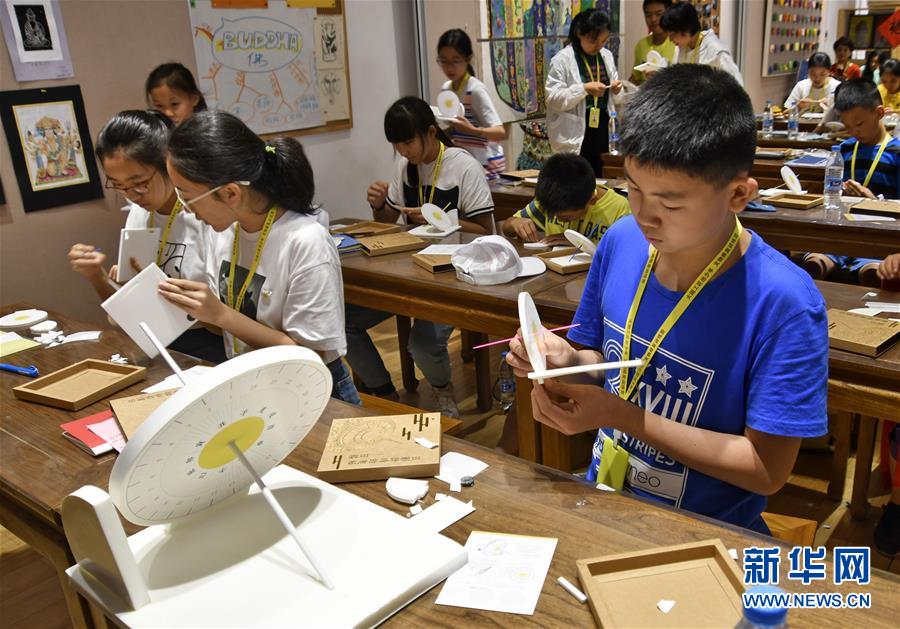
[504,216,539,242]
[367,180,389,210]
[531,378,635,436]
[877,253,900,280]
[506,329,576,378]
[843,179,876,198]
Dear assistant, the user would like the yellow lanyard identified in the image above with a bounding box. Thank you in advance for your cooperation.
[227,206,278,355]
[453,72,469,98]
[809,85,823,112]
[418,142,445,207]
[580,53,601,108]
[689,32,705,64]
[148,199,182,267]
[851,134,891,189]
[619,218,743,401]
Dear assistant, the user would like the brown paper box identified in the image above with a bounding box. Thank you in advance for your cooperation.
[109,389,177,438]
[332,221,401,237]
[358,232,428,257]
[827,308,900,357]
[13,360,146,411]
[849,199,900,219]
[412,252,455,273]
[317,413,441,482]
[576,539,744,628]
[501,169,541,180]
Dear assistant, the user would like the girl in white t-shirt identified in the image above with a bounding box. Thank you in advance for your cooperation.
[67,110,224,363]
[436,28,508,180]
[784,52,840,113]
[159,110,359,405]
[358,97,495,417]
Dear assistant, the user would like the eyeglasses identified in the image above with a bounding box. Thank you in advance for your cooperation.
[104,170,158,196]
[436,57,467,67]
[174,181,251,208]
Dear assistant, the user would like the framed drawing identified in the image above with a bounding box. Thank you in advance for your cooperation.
[0,85,103,212]
[848,14,874,50]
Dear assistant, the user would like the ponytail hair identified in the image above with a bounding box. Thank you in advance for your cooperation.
[438,28,476,78]
[95,109,173,172]
[167,110,315,215]
[568,8,611,54]
[384,96,454,148]
[145,62,208,111]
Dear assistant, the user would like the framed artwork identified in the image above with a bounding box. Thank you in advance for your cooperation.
[848,15,874,50]
[0,0,74,81]
[0,85,103,212]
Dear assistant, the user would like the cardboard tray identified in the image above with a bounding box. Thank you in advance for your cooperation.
[412,252,455,273]
[850,199,900,219]
[357,232,428,257]
[766,192,824,209]
[13,359,146,411]
[332,221,401,237]
[535,247,592,274]
[827,308,900,357]
[501,169,541,181]
[576,539,744,628]
[755,147,793,159]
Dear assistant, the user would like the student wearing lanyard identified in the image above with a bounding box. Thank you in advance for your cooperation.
[662,2,743,86]
[68,110,224,363]
[506,65,828,534]
[545,8,622,177]
[358,97,494,417]
[159,110,360,405]
[784,52,840,114]
[803,79,900,286]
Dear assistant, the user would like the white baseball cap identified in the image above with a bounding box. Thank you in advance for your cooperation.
[451,235,547,285]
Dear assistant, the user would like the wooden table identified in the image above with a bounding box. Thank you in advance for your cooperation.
[2,309,898,627]
[757,132,835,151]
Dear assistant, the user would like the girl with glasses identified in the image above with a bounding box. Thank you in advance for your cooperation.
[159,110,360,405]
[436,28,508,180]
[67,109,225,363]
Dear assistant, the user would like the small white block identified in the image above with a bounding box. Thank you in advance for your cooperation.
[435,493,447,501]
[385,477,429,505]
[415,436,439,449]
[409,504,423,516]
[657,599,676,614]
[450,480,462,493]
[728,548,739,560]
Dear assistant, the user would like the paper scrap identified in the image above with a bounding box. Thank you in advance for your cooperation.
[728,548,739,560]
[409,503,423,516]
[596,482,616,492]
[657,599,676,614]
[332,236,344,246]
[87,418,127,453]
[141,365,213,393]
[435,493,447,501]
[418,244,466,256]
[415,436,439,449]
[863,292,877,298]
[0,331,40,358]
[407,496,474,534]
[60,330,102,344]
[450,480,462,493]
[436,531,557,615]
[865,301,900,313]
[436,452,488,487]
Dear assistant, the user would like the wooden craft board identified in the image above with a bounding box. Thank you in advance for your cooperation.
[576,539,744,628]
[332,221,401,237]
[412,252,454,273]
[849,199,900,219]
[535,247,592,274]
[767,192,823,209]
[501,169,540,180]
[827,308,900,357]
[358,232,428,257]
[13,360,146,411]
[109,389,177,438]
[317,413,441,482]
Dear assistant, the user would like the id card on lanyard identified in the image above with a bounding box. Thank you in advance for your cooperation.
[596,218,744,491]
[581,53,602,129]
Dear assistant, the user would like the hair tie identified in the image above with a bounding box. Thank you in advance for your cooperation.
[264,144,276,155]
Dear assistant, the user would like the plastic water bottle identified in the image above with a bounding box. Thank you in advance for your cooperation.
[787,108,799,140]
[499,351,515,412]
[762,100,774,139]
[735,585,788,628]
[608,111,620,155]
[824,144,844,214]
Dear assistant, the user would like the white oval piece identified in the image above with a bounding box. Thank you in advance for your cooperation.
[386,477,429,505]
[30,319,58,334]
[0,309,48,330]
[436,90,461,118]
[518,292,546,373]
[421,203,454,232]
[780,166,802,194]
[564,229,597,256]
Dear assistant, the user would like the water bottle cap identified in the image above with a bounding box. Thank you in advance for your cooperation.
[832,145,841,151]
[610,111,617,118]
[501,351,508,358]
[743,585,788,626]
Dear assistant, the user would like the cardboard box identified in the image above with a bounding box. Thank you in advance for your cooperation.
[332,221,401,237]
[13,360,146,411]
[109,389,177,438]
[827,308,900,357]
[767,192,823,209]
[412,252,455,273]
[850,199,900,219]
[501,169,541,181]
[317,413,441,482]
[358,232,428,257]
[535,247,592,274]
[576,539,744,628]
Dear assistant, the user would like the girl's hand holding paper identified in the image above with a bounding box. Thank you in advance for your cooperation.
[158,278,225,326]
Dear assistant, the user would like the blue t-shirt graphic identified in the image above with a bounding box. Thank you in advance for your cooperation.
[568,216,828,533]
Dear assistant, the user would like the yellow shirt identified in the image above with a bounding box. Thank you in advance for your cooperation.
[632,35,676,83]
[513,186,631,243]
[878,83,900,111]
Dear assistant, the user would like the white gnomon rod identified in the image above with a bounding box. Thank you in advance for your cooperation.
[228,442,335,590]
[138,322,187,386]
[528,359,644,381]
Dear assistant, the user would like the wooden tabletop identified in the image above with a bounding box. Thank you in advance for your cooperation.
[2,318,898,624]
[757,133,835,151]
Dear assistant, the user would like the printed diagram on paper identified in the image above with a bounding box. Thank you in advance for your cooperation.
[189,0,322,133]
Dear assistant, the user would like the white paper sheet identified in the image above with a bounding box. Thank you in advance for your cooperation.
[406,496,474,534]
[87,418,126,453]
[436,531,557,615]
[141,365,213,393]
[436,452,488,486]
[419,244,466,256]
[845,213,896,222]
[865,301,900,313]
[59,330,101,344]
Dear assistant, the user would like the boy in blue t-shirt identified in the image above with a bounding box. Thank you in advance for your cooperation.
[506,64,828,534]
[803,79,899,286]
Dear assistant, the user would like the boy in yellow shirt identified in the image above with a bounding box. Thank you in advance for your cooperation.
[630,0,675,84]
[502,153,631,245]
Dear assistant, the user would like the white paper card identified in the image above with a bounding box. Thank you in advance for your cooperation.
[419,244,466,256]
[116,227,160,283]
[865,301,900,313]
[406,496,474,534]
[436,452,488,486]
[141,365,214,393]
[436,531,557,615]
[657,599,676,614]
[59,330,101,344]
[87,418,127,453]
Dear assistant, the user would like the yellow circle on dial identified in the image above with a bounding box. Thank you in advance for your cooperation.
[198,416,265,469]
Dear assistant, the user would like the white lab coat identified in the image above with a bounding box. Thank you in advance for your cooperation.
[545,45,622,154]
[673,29,743,86]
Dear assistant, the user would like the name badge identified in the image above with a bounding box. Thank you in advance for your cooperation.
[588,106,601,129]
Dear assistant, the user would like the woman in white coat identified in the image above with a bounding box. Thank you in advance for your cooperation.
[545,8,622,176]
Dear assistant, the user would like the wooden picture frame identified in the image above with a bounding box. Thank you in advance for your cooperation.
[0,84,103,212]
[848,14,874,50]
